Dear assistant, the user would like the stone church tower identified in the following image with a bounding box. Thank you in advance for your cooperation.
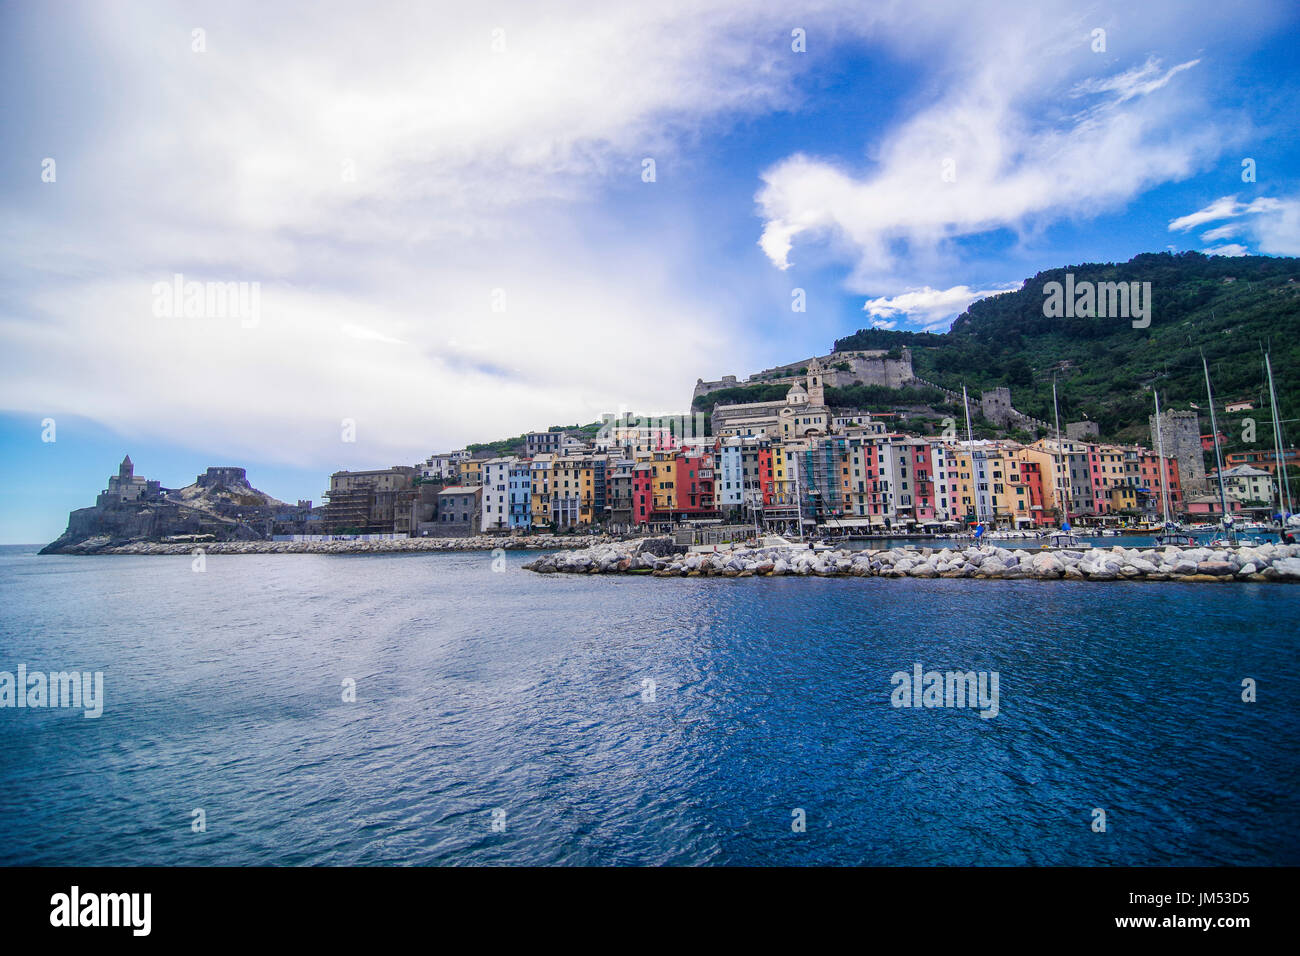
[119,455,134,481]
[805,358,826,407]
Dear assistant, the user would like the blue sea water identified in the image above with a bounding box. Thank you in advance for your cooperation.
[1,544,1297,866]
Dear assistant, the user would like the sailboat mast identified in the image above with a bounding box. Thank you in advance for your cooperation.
[1154,389,1172,527]
[963,385,974,445]
[963,386,982,525]
[1202,352,1233,539]
[1265,350,1294,521]
[795,453,806,541]
[1052,376,1068,528]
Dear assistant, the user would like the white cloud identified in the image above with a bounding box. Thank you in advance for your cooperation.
[1,0,1289,480]
[863,284,1019,331]
[1071,56,1200,103]
[1200,223,1244,242]
[1168,195,1281,232]
[753,0,1272,293]
[0,0,819,466]
[1170,194,1300,256]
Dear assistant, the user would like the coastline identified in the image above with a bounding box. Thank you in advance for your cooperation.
[524,539,1300,583]
[42,534,626,556]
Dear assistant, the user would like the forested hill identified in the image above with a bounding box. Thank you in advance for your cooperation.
[834,252,1300,443]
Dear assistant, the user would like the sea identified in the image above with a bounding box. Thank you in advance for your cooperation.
[1,543,1297,866]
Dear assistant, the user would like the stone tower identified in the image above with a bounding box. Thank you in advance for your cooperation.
[119,455,134,481]
[980,388,1014,427]
[1149,408,1206,493]
[806,358,826,407]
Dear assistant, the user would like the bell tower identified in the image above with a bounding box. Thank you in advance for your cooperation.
[806,359,825,407]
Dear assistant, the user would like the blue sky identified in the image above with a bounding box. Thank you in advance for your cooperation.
[2,0,1299,542]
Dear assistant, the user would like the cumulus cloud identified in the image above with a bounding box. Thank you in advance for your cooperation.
[863,284,1020,332]
[1169,194,1300,256]
[0,0,1289,479]
[0,0,818,466]
[754,2,1270,295]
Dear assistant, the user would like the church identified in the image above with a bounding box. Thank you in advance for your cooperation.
[95,456,163,507]
[709,359,832,439]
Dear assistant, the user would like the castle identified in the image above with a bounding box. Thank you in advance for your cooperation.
[694,348,915,404]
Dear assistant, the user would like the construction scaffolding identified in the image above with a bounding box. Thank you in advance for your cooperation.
[801,438,848,522]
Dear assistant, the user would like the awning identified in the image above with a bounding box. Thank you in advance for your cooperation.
[821,518,875,529]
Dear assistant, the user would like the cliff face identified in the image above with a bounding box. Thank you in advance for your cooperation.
[41,468,287,554]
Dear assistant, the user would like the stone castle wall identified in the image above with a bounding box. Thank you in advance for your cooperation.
[694,349,915,403]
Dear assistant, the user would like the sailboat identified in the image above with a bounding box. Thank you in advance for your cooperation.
[1153,389,1197,547]
[1264,349,1295,536]
[959,385,991,545]
[1202,352,1237,547]
[1045,376,1082,549]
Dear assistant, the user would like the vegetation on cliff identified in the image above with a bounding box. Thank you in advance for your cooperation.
[834,252,1300,444]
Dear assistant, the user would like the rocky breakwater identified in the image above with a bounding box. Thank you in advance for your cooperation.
[523,540,1300,583]
[95,534,625,556]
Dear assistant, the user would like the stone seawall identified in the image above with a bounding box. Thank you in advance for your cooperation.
[524,541,1300,583]
[53,535,626,556]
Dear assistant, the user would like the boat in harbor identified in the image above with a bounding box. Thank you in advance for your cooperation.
[1043,531,1088,549]
[1040,378,1089,550]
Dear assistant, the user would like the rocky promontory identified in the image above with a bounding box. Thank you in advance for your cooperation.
[41,458,303,554]
[523,539,1300,583]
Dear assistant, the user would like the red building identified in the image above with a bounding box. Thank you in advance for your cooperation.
[910,442,936,521]
[671,451,716,517]
[758,447,775,507]
[1018,460,1052,527]
[632,463,654,528]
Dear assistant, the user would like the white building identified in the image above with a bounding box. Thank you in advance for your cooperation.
[1217,465,1274,505]
[421,449,471,481]
[480,458,515,531]
[717,438,744,510]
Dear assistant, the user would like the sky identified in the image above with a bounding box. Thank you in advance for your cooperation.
[2,0,1299,543]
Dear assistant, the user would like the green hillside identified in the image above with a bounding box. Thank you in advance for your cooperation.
[831,251,1300,450]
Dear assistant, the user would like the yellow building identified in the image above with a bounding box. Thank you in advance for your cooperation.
[576,455,604,526]
[944,445,977,522]
[529,455,553,526]
[1012,445,1066,525]
[550,456,582,528]
[1108,484,1138,513]
[649,451,676,512]
[771,441,796,505]
[459,459,483,485]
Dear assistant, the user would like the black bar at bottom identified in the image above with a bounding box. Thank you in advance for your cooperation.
[0,865,1280,941]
